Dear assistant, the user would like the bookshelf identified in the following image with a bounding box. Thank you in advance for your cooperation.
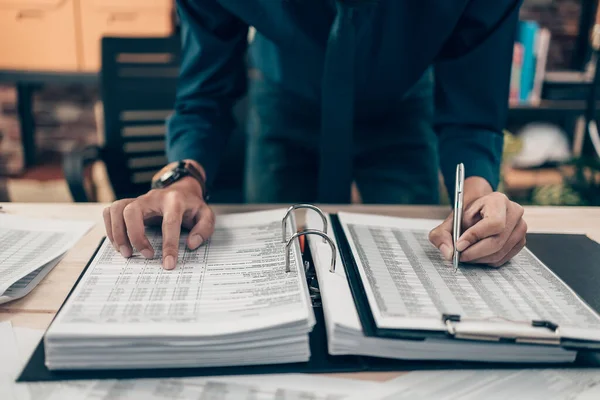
[505,100,597,193]
[504,0,600,197]
[508,100,600,121]
[502,166,564,191]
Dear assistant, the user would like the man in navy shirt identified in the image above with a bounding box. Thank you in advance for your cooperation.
[104,0,527,271]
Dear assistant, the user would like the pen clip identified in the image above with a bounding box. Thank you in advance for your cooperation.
[452,163,465,272]
[455,163,465,195]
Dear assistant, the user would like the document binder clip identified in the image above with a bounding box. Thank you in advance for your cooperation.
[442,314,461,336]
[442,314,562,343]
[532,320,560,332]
[285,229,337,273]
[282,204,328,243]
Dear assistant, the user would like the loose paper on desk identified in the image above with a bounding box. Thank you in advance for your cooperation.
[26,374,376,400]
[13,327,44,368]
[349,369,600,400]
[2,323,376,400]
[0,214,94,303]
[19,374,374,400]
[2,323,48,400]
[0,321,31,400]
[338,212,600,341]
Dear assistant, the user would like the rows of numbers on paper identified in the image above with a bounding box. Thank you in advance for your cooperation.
[64,222,305,324]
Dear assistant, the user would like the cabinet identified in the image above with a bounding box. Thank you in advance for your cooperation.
[79,0,173,71]
[0,0,79,71]
[0,0,173,72]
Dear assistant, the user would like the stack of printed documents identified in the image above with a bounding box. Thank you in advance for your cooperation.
[44,209,316,370]
[307,212,600,363]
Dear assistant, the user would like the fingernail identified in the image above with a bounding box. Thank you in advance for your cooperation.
[164,255,176,270]
[120,245,132,258]
[439,244,453,261]
[189,234,204,249]
[456,240,469,252]
[140,249,154,259]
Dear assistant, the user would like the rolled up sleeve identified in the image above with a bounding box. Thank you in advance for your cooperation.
[434,0,522,196]
[167,0,248,185]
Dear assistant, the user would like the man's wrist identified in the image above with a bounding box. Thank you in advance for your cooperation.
[152,159,208,199]
[463,176,494,205]
[154,160,206,182]
[171,175,205,199]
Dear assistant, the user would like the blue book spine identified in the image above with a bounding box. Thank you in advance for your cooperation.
[518,20,539,103]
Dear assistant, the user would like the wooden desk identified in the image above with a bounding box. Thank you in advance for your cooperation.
[2,203,600,382]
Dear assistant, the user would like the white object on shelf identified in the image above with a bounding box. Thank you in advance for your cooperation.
[511,122,571,169]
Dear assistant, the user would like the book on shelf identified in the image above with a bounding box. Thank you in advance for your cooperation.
[511,21,552,106]
[510,42,524,106]
[530,27,551,105]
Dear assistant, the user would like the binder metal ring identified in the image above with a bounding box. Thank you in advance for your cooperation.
[282,204,328,243]
[285,229,337,273]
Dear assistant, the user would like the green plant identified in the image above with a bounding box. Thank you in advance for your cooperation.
[563,156,600,206]
[531,183,584,206]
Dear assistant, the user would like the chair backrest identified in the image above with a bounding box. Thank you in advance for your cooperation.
[100,36,246,202]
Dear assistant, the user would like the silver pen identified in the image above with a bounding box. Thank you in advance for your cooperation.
[452,163,465,271]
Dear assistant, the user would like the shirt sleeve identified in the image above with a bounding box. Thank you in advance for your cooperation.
[434,0,522,197]
[167,0,248,185]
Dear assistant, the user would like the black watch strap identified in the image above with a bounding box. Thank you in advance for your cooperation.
[151,161,210,202]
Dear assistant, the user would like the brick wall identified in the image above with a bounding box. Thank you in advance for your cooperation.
[0,86,23,175]
[0,84,99,176]
[33,85,99,154]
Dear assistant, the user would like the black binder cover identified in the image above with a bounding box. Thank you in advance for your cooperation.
[18,233,600,382]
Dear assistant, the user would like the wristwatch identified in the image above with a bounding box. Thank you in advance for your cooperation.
[151,161,209,201]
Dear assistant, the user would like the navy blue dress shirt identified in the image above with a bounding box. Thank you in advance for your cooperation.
[167,0,521,196]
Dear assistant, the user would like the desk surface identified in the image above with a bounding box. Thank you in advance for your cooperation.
[2,203,600,382]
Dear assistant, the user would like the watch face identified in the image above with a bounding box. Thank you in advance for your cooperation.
[160,170,175,182]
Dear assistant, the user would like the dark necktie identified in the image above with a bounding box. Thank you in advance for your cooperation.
[318,1,356,204]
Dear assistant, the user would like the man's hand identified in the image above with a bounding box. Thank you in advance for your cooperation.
[102,163,214,271]
[429,177,527,268]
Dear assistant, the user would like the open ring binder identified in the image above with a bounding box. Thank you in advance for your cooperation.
[16,206,600,382]
[285,229,337,273]
[282,204,328,243]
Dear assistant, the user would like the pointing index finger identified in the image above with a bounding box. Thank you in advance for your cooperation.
[162,210,183,270]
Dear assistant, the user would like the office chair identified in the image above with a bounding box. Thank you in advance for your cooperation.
[64,36,247,203]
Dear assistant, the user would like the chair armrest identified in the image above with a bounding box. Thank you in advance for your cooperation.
[63,145,102,202]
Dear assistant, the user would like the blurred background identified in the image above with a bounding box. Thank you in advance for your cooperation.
[0,0,599,206]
